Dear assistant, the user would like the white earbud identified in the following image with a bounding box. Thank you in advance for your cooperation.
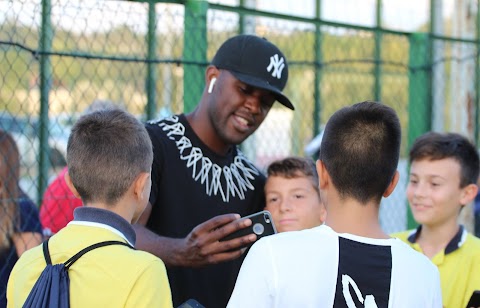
[208,77,217,94]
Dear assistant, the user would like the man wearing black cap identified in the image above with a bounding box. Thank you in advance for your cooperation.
[134,34,293,308]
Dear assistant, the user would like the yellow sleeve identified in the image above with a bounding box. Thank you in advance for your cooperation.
[125,258,173,308]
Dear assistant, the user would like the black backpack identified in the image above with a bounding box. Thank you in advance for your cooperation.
[22,239,133,308]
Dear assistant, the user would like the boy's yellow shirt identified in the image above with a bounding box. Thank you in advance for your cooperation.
[7,223,172,308]
[393,226,480,308]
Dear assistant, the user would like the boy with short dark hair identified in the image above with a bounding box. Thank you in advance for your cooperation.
[265,156,326,232]
[7,109,172,307]
[228,101,442,307]
[393,131,480,308]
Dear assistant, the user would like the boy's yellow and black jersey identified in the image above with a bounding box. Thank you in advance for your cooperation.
[393,225,480,308]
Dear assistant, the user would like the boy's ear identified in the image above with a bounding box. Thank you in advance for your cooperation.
[383,171,399,198]
[133,172,150,201]
[316,160,329,190]
[64,171,81,198]
[460,183,478,206]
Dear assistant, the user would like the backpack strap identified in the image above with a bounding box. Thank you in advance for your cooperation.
[42,238,52,265]
[41,239,133,269]
[64,241,133,270]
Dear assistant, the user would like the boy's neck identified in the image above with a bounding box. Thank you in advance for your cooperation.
[325,196,388,239]
[83,202,134,224]
[416,220,460,259]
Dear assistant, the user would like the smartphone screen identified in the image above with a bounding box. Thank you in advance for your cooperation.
[220,210,277,248]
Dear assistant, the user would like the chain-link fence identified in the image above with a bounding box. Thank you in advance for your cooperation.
[1,0,480,298]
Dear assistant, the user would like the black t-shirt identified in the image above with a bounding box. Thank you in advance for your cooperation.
[145,114,265,308]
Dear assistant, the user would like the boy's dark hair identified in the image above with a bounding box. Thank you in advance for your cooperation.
[67,108,153,205]
[267,157,319,193]
[409,132,480,188]
[319,101,401,203]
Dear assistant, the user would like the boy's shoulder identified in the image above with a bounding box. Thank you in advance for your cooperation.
[392,227,480,262]
[9,235,166,292]
[466,232,480,245]
[463,233,480,256]
[390,237,439,275]
[16,224,162,269]
[125,246,165,265]
[253,225,331,252]
[10,241,44,272]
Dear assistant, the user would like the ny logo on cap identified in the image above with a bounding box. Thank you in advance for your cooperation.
[266,54,285,79]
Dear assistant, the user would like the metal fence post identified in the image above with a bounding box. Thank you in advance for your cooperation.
[145,1,157,120]
[408,33,431,151]
[313,0,322,141]
[407,32,431,229]
[374,0,382,102]
[476,0,480,145]
[183,0,208,113]
[38,0,53,205]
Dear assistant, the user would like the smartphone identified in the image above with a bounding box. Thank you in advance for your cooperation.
[221,210,277,247]
[466,290,480,308]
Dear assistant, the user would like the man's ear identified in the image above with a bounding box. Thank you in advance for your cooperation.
[316,160,329,190]
[133,172,150,201]
[205,65,219,85]
[383,170,400,198]
[460,183,478,206]
[64,171,81,198]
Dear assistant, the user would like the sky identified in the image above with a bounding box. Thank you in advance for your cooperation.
[1,0,457,35]
[218,0,456,32]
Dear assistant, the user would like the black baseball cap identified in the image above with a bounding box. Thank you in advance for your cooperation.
[211,35,294,110]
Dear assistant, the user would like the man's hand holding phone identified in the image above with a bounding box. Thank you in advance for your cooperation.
[174,213,257,267]
[171,211,276,268]
[220,210,277,248]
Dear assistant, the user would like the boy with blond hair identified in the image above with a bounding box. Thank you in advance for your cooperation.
[7,109,172,307]
[265,156,326,232]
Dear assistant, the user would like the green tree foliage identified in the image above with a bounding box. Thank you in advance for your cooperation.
[1,18,411,154]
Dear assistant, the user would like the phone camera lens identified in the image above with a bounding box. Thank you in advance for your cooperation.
[253,223,264,235]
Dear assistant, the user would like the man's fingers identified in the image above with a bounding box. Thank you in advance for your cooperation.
[193,213,241,234]
[181,232,255,267]
[205,233,257,256]
[192,214,253,243]
[211,217,253,240]
[182,214,259,267]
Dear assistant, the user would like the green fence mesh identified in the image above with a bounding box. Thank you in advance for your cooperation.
[1,2,480,298]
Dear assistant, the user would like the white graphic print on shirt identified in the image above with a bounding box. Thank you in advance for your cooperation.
[342,274,378,308]
[156,115,260,203]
